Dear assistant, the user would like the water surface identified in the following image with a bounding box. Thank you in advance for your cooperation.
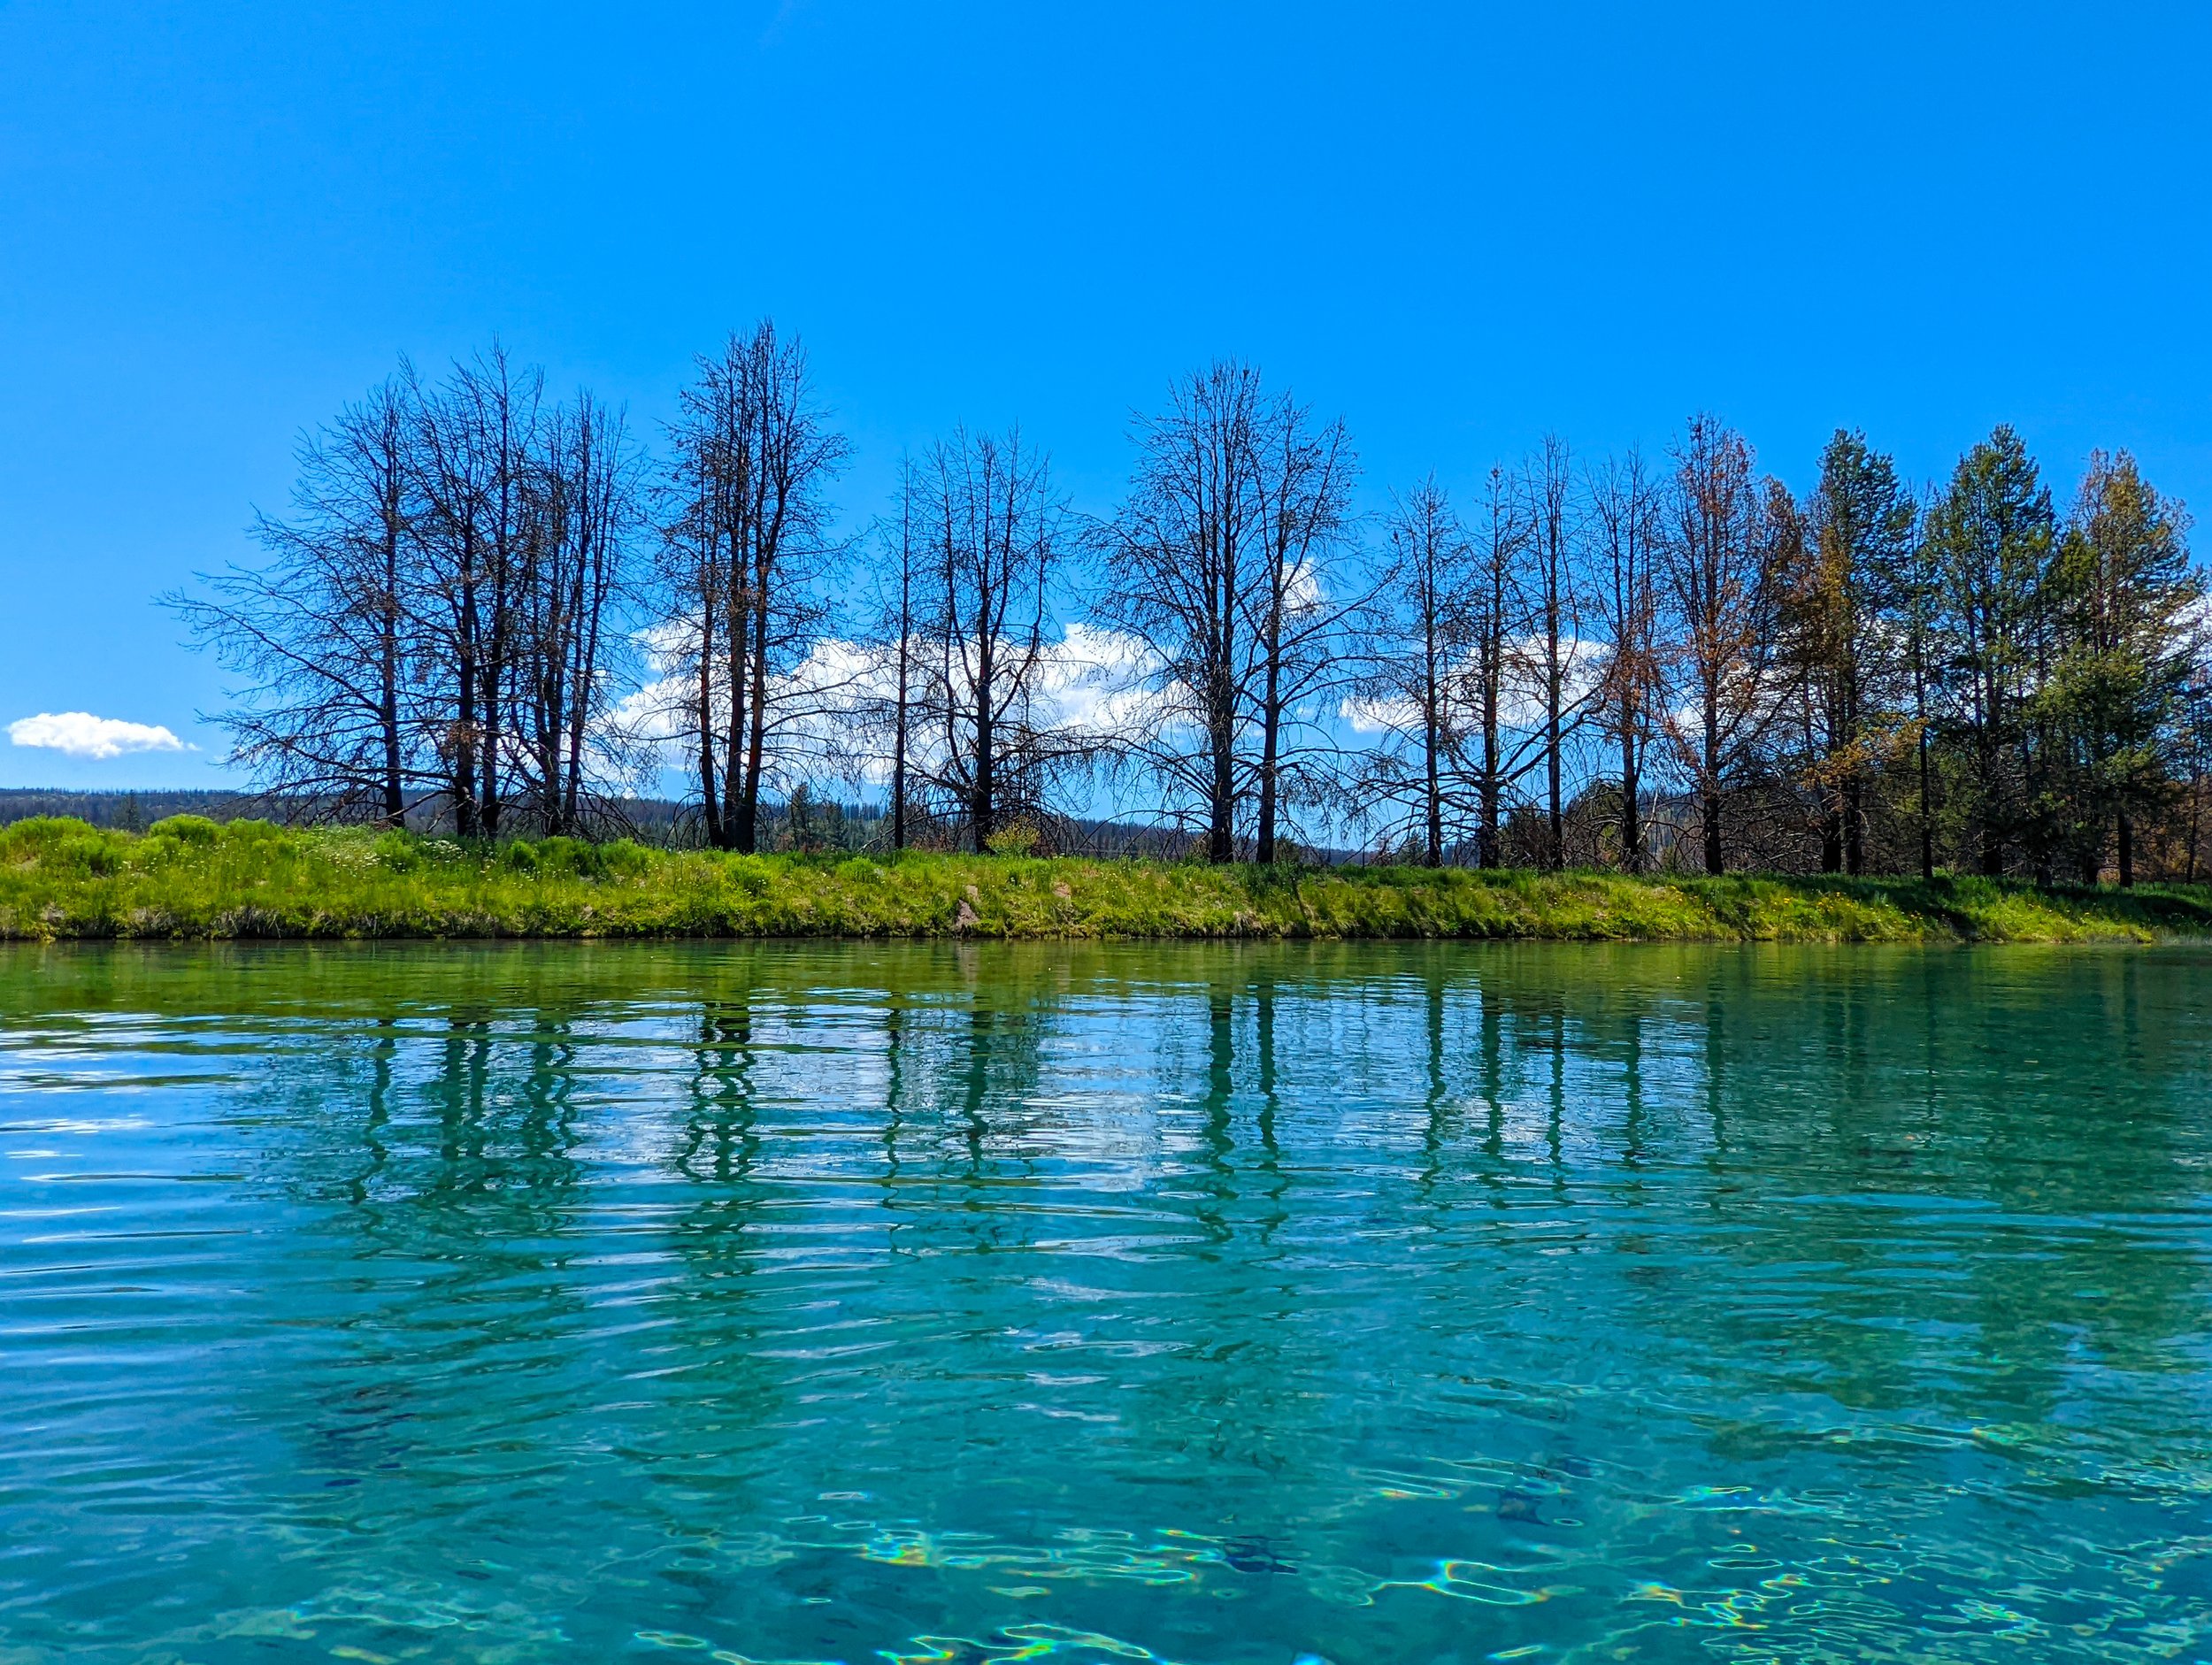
[3,941,2209,1663]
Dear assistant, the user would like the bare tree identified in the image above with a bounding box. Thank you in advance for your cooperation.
[1360,477,1470,864]
[511,392,641,833]
[659,321,849,851]
[1100,362,1266,860]
[1248,395,1360,861]
[912,426,1069,848]
[1463,466,1543,867]
[1660,415,1789,874]
[884,460,920,851]
[410,346,543,836]
[173,376,421,823]
[1520,435,1588,869]
[1585,449,1663,871]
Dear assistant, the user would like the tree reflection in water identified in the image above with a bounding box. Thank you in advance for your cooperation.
[2,940,2208,1664]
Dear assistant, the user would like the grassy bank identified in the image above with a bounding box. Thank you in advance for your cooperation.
[3,815,2209,944]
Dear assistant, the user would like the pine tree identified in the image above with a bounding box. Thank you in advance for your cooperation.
[1789,431,1917,873]
[1924,426,2055,876]
[2039,451,2200,885]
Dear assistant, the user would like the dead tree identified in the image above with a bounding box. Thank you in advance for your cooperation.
[1661,415,1788,874]
[411,347,543,837]
[1585,449,1663,871]
[1360,477,1470,864]
[1248,395,1361,862]
[1520,435,1590,870]
[172,375,422,824]
[913,426,1067,848]
[512,392,641,833]
[1464,466,1546,866]
[1101,362,1266,860]
[660,322,848,850]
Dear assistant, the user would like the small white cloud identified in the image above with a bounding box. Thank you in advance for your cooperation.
[7,711,191,761]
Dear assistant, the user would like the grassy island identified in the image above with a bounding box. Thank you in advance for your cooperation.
[2,814,2209,944]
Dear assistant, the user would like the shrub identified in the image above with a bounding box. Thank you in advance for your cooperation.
[0,817,125,875]
[535,836,626,879]
[985,822,1040,857]
[372,831,423,873]
[598,840,653,879]
[147,814,220,845]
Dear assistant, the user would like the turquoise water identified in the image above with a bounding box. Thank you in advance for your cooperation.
[2,942,2209,1664]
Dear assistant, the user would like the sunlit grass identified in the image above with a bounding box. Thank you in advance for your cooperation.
[4,815,2208,943]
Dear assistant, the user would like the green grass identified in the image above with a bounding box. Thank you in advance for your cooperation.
[3,814,2209,943]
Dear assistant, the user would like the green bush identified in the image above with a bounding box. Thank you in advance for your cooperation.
[216,817,291,847]
[372,831,423,873]
[530,836,603,879]
[0,817,125,875]
[598,840,653,879]
[147,814,220,845]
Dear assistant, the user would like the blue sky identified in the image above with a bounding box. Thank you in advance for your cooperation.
[4,1,2208,787]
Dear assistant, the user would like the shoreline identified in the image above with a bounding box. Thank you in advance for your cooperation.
[4,817,2209,945]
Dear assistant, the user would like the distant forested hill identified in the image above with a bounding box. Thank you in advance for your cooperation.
[0,789,268,830]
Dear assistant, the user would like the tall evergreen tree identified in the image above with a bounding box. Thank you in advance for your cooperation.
[2039,451,2200,884]
[1924,426,2055,875]
[1788,431,1916,872]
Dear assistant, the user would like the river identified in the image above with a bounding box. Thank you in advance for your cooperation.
[3,942,2208,1662]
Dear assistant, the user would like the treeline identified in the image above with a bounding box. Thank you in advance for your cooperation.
[179,326,2212,882]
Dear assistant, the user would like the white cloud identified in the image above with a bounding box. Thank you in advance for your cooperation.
[1341,634,1611,735]
[615,622,1162,786]
[7,711,190,760]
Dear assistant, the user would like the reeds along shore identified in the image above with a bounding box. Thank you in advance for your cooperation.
[4,816,2210,944]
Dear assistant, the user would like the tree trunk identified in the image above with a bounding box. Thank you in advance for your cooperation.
[735,589,770,853]
[1256,651,1282,864]
[1209,711,1235,863]
[1424,710,1442,870]
[1545,605,1563,871]
[972,642,995,851]
[892,541,911,854]
[379,602,403,828]
[1702,698,1722,875]
[1619,720,1640,875]
[730,570,757,848]
[2118,812,2134,888]
[696,611,723,848]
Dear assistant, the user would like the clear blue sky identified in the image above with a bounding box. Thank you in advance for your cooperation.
[4,1,2208,787]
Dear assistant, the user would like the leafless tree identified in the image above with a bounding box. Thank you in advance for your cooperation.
[884,460,920,851]
[1100,362,1267,860]
[510,391,642,833]
[1248,395,1361,861]
[1359,477,1470,864]
[659,321,849,851]
[1520,435,1590,870]
[911,426,1071,848]
[173,376,421,823]
[1585,449,1664,870]
[409,346,544,836]
[1660,415,1789,874]
[1463,466,1543,866]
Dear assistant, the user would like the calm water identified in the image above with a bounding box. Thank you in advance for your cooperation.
[2,942,2209,1664]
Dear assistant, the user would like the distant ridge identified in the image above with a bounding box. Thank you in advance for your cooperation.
[0,788,268,830]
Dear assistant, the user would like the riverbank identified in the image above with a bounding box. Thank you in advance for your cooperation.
[4,815,2208,943]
